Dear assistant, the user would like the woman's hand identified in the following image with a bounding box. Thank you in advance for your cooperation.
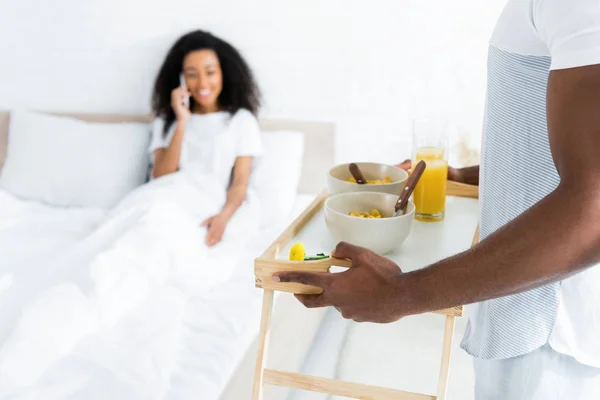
[171,86,191,123]
[201,213,230,247]
[200,158,253,247]
[274,242,406,323]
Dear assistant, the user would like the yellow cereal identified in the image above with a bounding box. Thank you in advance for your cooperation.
[347,176,392,184]
[348,209,385,218]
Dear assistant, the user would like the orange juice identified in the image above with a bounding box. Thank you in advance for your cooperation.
[413,147,448,221]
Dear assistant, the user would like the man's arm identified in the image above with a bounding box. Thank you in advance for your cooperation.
[396,64,600,316]
[275,64,600,323]
[449,166,479,186]
[396,160,480,186]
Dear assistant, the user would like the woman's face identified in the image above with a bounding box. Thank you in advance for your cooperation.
[182,49,223,113]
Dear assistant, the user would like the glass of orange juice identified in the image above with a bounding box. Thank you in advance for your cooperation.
[412,118,449,222]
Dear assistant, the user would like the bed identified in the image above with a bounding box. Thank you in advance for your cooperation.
[0,110,335,400]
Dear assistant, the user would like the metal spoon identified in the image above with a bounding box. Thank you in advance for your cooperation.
[349,163,367,184]
[393,160,426,216]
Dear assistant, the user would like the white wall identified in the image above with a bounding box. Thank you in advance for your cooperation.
[0,0,504,166]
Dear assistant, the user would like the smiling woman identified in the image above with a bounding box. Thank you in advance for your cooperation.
[152,30,260,137]
[149,30,263,247]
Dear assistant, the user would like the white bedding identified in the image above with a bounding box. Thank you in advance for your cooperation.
[0,174,314,399]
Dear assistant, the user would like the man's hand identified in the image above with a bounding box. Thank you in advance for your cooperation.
[274,242,406,323]
[396,159,412,171]
[395,159,479,186]
[201,213,230,247]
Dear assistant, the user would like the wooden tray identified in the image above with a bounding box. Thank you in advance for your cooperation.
[255,180,479,311]
[446,180,479,198]
[252,181,479,400]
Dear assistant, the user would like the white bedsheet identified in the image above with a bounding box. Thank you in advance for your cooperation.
[0,180,314,400]
[164,194,315,400]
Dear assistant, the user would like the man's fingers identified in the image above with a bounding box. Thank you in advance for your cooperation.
[331,241,366,261]
[273,271,330,288]
[396,159,412,171]
[294,294,333,308]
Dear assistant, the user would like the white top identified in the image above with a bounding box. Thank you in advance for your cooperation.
[149,109,263,191]
[491,0,600,70]
[461,0,600,367]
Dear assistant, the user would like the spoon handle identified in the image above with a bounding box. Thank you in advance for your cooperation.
[395,160,427,214]
[349,163,367,184]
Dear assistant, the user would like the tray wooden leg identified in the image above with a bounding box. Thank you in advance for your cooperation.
[436,315,456,400]
[252,289,275,400]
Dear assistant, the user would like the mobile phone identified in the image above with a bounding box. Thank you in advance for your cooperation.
[179,73,190,107]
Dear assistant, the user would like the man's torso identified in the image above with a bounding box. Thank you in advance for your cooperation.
[462,0,600,367]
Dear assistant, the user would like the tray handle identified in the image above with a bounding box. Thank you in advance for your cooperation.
[255,257,352,294]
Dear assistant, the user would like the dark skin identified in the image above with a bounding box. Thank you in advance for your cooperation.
[275,64,600,323]
[395,159,480,186]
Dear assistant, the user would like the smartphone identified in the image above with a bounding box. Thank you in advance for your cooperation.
[179,73,190,107]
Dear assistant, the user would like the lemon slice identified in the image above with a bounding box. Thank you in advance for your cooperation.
[289,242,306,261]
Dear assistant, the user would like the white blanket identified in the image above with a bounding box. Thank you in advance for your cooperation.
[0,172,260,397]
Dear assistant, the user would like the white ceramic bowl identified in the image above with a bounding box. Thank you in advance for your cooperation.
[327,162,409,196]
[324,191,415,255]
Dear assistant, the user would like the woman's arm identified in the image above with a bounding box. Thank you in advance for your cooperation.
[152,121,186,179]
[202,156,254,247]
[152,86,191,179]
[222,156,253,219]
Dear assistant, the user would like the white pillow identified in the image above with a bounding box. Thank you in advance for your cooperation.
[251,130,304,229]
[0,110,151,209]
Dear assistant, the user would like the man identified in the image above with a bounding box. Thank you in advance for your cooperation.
[275,0,600,398]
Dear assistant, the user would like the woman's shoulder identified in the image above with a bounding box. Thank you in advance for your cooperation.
[151,116,178,135]
[151,116,166,129]
[230,108,259,127]
[150,116,177,148]
[150,116,167,135]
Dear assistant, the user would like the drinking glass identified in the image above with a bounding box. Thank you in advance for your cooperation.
[412,118,449,222]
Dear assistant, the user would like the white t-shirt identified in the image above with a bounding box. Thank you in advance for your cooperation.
[461,0,600,367]
[491,0,600,70]
[149,109,263,191]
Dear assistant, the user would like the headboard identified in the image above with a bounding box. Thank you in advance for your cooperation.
[0,111,334,195]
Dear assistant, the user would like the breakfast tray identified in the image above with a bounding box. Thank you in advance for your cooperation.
[252,181,479,400]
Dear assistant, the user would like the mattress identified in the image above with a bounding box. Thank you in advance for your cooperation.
[157,194,320,400]
[0,189,317,400]
[0,190,107,344]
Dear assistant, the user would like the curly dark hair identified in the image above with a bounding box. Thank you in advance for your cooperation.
[151,29,261,136]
